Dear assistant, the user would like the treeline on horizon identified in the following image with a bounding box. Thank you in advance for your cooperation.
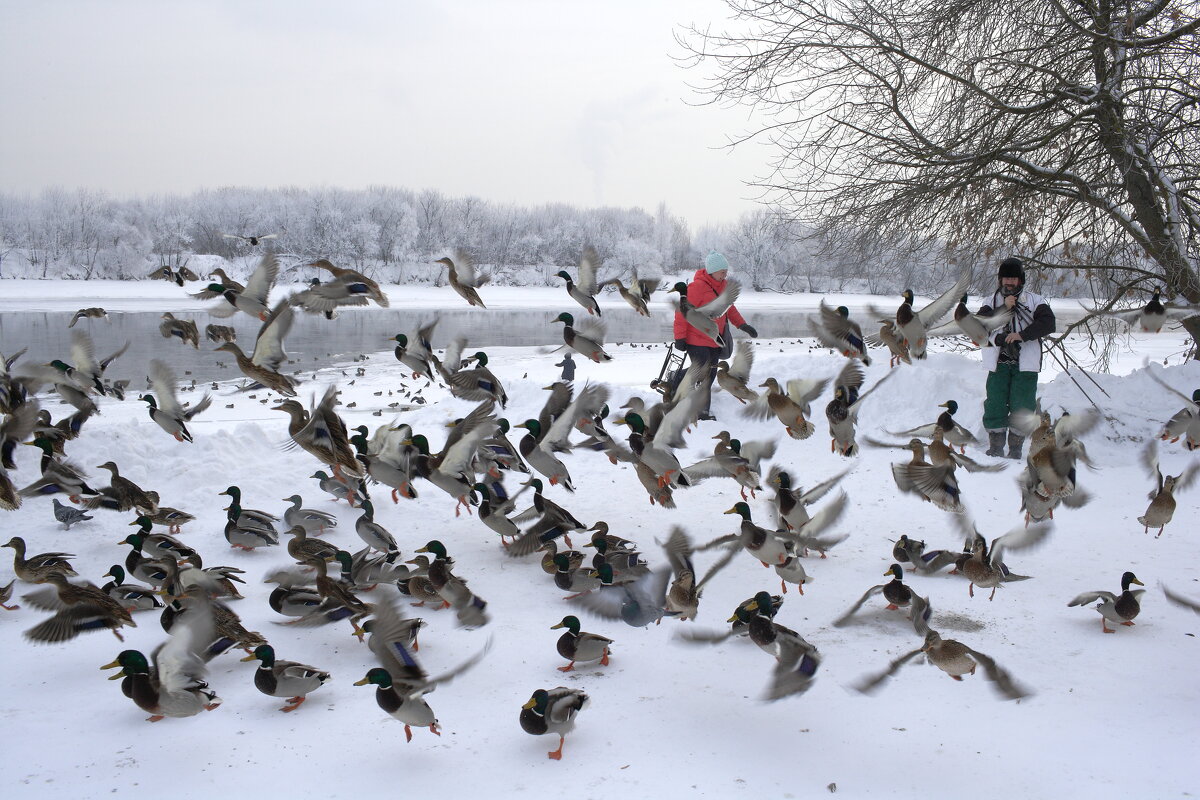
[0,185,1086,297]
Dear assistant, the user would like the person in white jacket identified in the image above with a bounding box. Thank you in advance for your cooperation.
[977,257,1056,459]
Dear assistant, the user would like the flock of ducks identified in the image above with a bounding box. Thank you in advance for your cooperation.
[1,249,1199,762]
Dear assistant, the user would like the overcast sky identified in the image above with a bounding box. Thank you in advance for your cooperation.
[0,0,771,230]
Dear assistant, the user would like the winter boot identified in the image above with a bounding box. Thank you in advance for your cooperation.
[986,430,1006,458]
[1007,432,1025,460]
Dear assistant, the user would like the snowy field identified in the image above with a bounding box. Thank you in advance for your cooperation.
[1,279,1198,799]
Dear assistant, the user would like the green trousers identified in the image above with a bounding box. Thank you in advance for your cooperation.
[983,363,1038,431]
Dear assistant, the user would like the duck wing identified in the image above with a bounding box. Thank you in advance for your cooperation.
[250,300,294,371]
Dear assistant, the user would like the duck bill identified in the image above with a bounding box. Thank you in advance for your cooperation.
[353,677,371,687]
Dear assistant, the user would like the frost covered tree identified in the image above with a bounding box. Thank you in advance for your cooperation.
[682,0,1200,350]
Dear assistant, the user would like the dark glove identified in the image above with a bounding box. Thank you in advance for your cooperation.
[993,333,1005,347]
[739,324,758,338]
[674,339,687,351]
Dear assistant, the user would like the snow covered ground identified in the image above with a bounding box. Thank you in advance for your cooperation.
[1,280,1198,799]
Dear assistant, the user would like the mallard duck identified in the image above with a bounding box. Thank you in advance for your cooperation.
[391,318,440,380]
[888,400,979,453]
[0,579,16,610]
[205,323,236,344]
[267,580,323,619]
[16,439,95,502]
[68,306,111,326]
[1069,571,1145,633]
[506,477,587,555]
[1147,371,1200,451]
[434,252,489,308]
[866,274,968,359]
[732,598,823,700]
[353,499,399,553]
[221,232,278,247]
[1084,290,1200,333]
[551,312,612,363]
[715,339,759,404]
[855,626,1029,700]
[398,555,443,607]
[142,360,212,443]
[436,338,507,406]
[869,320,911,367]
[520,687,589,760]
[939,294,1015,347]
[281,494,337,534]
[706,501,792,566]
[101,565,163,612]
[668,279,740,343]
[360,604,426,652]
[23,572,137,642]
[214,299,297,397]
[556,247,602,316]
[586,536,646,580]
[661,527,738,621]
[955,517,1052,600]
[552,552,603,598]
[311,470,365,506]
[158,313,199,349]
[810,301,870,364]
[293,258,389,311]
[825,362,895,456]
[141,494,195,534]
[683,431,774,499]
[219,486,280,550]
[274,385,362,480]
[877,438,963,513]
[240,644,331,712]
[1011,408,1098,499]
[292,555,372,638]
[194,252,278,320]
[538,540,585,577]
[407,408,497,515]
[148,265,199,285]
[285,525,339,565]
[472,482,521,544]
[746,376,829,440]
[551,614,613,671]
[101,593,222,721]
[767,465,847,535]
[85,461,159,514]
[571,562,669,628]
[832,564,914,626]
[1138,439,1196,536]
[417,540,490,629]
[3,536,77,583]
[891,534,927,566]
[926,426,1004,474]
[599,269,660,317]
[125,518,199,563]
[615,403,698,489]
[514,418,575,490]
[119,537,171,587]
[356,593,490,741]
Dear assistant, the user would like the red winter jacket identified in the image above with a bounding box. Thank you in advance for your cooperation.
[672,268,747,347]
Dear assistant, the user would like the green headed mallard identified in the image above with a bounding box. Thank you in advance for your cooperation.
[240,644,331,712]
[1068,571,1145,633]
[520,687,589,760]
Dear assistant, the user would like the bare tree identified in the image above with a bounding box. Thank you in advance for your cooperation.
[681,0,1200,351]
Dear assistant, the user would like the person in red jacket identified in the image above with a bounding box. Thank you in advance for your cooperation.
[672,251,758,420]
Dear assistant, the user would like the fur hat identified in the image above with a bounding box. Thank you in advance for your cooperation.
[997,257,1025,283]
[705,251,730,274]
